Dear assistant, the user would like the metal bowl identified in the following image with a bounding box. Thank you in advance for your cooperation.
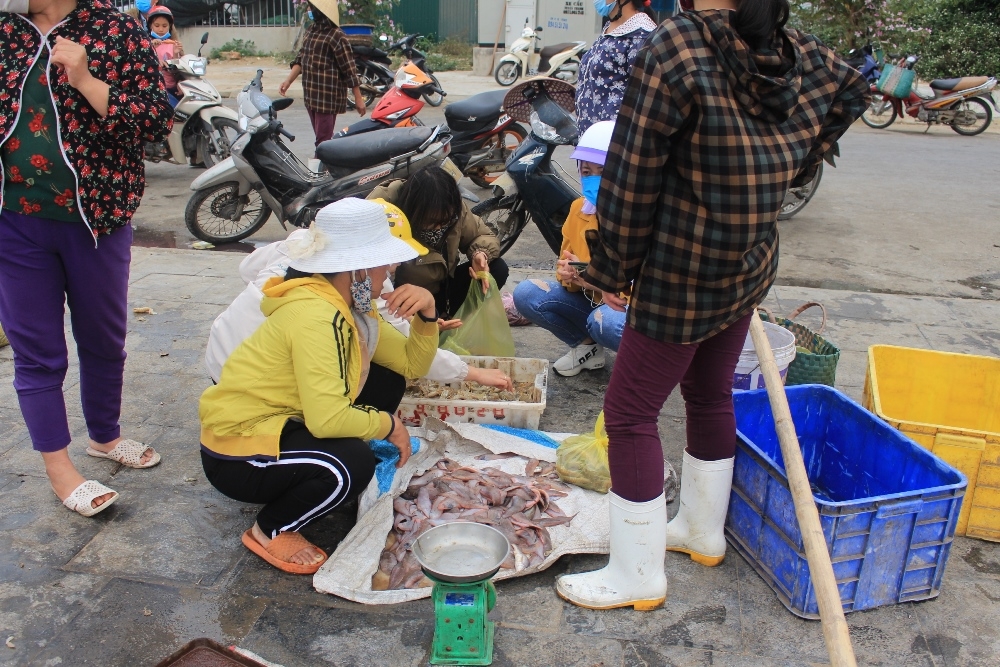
[413,522,511,583]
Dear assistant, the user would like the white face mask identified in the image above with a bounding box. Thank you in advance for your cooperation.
[0,0,30,13]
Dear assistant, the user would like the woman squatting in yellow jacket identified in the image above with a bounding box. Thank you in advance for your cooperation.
[199,198,440,574]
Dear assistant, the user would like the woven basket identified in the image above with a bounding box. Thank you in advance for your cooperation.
[758,302,840,387]
[345,33,373,47]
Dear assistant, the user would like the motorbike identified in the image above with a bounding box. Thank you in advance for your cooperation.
[143,32,241,168]
[350,40,396,107]
[338,64,527,188]
[473,79,826,257]
[184,70,454,244]
[386,33,446,107]
[862,55,998,135]
[335,61,444,137]
[494,22,586,87]
[844,44,881,84]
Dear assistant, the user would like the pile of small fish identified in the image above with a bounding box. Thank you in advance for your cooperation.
[405,378,537,403]
[372,455,574,591]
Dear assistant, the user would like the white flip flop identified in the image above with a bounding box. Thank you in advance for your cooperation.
[62,480,119,517]
[86,438,161,469]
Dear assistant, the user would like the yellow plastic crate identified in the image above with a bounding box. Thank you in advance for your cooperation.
[863,345,1000,541]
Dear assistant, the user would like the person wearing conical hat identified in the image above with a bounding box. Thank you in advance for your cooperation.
[279,0,366,150]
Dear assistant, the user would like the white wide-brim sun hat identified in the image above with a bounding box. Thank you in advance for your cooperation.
[287,198,418,274]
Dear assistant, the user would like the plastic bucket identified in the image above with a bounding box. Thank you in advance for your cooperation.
[733,322,796,392]
[341,24,375,35]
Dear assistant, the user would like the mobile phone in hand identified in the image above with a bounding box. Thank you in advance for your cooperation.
[568,261,589,273]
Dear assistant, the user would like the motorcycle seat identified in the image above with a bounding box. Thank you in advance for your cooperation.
[929,76,989,92]
[538,43,578,72]
[444,90,506,124]
[352,44,390,60]
[316,126,436,170]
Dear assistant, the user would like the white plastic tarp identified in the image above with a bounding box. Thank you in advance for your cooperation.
[312,420,611,604]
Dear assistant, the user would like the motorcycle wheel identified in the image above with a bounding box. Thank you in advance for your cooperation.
[350,66,380,108]
[777,162,823,221]
[200,118,242,169]
[185,182,271,244]
[861,93,897,129]
[950,97,992,136]
[494,62,520,87]
[467,123,529,188]
[471,195,526,256]
[422,73,444,107]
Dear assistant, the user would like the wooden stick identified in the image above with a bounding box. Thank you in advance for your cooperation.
[491,1,507,75]
[748,312,857,667]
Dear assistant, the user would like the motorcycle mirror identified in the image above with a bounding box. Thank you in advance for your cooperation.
[536,26,543,31]
[201,32,209,44]
[272,97,294,111]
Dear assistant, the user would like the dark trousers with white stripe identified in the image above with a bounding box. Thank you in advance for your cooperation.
[202,364,404,537]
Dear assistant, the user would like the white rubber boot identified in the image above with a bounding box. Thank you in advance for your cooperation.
[555,492,667,610]
[553,343,605,377]
[664,451,734,566]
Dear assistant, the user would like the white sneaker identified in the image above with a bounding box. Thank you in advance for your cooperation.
[555,492,668,610]
[553,343,605,377]
[664,451,734,566]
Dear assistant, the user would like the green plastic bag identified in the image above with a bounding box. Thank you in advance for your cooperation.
[439,273,516,357]
[556,412,611,493]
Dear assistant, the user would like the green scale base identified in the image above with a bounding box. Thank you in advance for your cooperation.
[428,575,497,666]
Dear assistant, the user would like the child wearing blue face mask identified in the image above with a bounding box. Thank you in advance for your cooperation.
[512,120,627,377]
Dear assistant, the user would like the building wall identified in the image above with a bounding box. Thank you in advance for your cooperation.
[392,0,478,42]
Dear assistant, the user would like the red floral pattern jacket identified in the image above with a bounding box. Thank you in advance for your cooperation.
[0,0,172,236]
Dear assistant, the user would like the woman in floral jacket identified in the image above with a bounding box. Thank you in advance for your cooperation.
[0,0,172,516]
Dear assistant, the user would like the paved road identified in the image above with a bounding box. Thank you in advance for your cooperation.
[135,100,1000,302]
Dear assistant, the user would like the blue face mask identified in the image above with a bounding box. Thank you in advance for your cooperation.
[307,10,314,20]
[580,175,602,207]
[136,0,152,13]
[593,0,615,18]
[151,30,170,40]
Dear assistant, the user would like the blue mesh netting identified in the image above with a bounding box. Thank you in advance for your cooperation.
[480,424,560,449]
[369,436,422,494]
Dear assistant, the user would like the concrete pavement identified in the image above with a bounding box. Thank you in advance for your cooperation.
[2,245,1000,666]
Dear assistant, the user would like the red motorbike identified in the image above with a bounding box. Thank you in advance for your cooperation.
[335,61,528,187]
[862,55,998,136]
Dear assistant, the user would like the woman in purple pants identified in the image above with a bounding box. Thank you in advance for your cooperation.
[555,0,869,609]
[0,0,172,516]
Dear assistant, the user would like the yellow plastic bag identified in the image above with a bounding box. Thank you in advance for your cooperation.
[556,411,611,493]
[439,273,516,357]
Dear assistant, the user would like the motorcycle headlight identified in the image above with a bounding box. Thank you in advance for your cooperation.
[190,58,207,76]
[529,110,572,144]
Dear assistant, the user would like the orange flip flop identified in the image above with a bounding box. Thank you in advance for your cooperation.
[241,529,328,575]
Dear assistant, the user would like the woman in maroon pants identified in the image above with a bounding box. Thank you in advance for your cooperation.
[555,0,869,610]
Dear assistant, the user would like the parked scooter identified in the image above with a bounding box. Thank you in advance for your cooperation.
[494,21,586,87]
[844,44,881,84]
[350,41,396,107]
[385,33,446,107]
[185,70,454,244]
[144,32,241,168]
[474,79,825,256]
[338,66,527,188]
[335,61,444,137]
[862,55,999,135]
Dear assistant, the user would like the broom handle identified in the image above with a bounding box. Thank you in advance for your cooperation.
[491,2,507,75]
[748,313,857,667]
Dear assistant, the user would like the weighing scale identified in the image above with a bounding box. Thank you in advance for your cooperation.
[413,522,511,666]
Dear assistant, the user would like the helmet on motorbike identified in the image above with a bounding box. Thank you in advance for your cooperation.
[372,198,428,256]
[570,120,615,166]
[146,5,174,32]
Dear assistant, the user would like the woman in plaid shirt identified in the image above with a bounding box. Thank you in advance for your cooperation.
[556,0,868,610]
[279,0,366,149]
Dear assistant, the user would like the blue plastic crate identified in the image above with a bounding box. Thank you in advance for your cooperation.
[340,24,374,35]
[726,385,967,619]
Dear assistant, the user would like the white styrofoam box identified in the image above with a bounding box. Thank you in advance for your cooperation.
[396,356,548,429]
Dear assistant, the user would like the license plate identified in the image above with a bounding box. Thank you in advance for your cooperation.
[442,157,464,183]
